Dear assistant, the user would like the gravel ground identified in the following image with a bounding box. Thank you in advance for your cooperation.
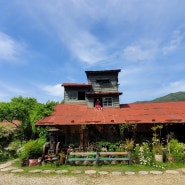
[1,172,185,185]
[1,160,185,185]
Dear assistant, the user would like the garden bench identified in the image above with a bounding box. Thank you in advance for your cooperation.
[66,152,98,164]
[65,151,131,165]
[99,151,131,164]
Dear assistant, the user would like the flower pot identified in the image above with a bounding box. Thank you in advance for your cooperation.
[154,154,163,162]
[29,159,38,166]
[59,157,65,165]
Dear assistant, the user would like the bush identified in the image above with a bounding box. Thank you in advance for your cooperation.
[96,141,124,152]
[167,139,185,163]
[0,126,14,151]
[0,152,9,162]
[19,138,45,160]
[134,142,153,166]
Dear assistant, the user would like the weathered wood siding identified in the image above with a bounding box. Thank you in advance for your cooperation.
[64,86,88,104]
[87,74,118,92]
[112,96,120,107]
[64,70,121,107]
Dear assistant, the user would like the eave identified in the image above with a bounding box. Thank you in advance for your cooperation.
[62,83,92,87]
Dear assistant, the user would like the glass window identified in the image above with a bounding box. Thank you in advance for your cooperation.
[68,91,77,100]
[103,97,113,107]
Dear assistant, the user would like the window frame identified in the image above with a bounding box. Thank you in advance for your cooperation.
[68,91,77,100]
[103,97,113,107]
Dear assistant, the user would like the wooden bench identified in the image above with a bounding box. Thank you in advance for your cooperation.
[99,152,131,164]
[66,152,98,164]
[65,151,131,165]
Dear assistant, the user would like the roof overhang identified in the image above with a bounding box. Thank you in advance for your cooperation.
[85,69,121,75]
[86,91,122,96]
[62,83,92,87]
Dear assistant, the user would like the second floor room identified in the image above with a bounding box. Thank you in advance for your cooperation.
[62,69,122,108]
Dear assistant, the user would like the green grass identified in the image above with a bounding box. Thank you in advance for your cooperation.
[12,158,185,175]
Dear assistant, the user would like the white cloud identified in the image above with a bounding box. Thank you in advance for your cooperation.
[0,81,25,94]
[41,84,64,97]
[123,46,151,61]
[162,27,185,55]
[159,81,185,95]
[120,80,185,103]
[17,1,109,65]
[0,32,26,63]
[123,40,158,62]
[0,81,26,102]
[14,0,185,66]
[66,31,108,64]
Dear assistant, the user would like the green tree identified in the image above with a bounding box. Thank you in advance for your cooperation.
[0,96,57,141]
[0,126,14,151]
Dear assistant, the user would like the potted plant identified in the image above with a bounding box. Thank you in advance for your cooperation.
[166,139,185,163]
[152,144,163,162]
[151,125,164,162]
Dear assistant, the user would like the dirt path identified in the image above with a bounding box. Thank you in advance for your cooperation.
[1,172,185,185]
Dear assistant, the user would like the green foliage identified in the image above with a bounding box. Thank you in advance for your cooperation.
[167,139,185,163]
[0,152,10,162]
[151,125,163,154]
[0,96,58,141]
[119,124,129,131]
[0,126,14,151]
[123,139,134,151]
[134,142,153,166]
[95,141,125,152]
[19,138,46,159]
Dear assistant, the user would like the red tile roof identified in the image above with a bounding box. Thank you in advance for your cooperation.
[0,120,20,129]
[36,101,185,126]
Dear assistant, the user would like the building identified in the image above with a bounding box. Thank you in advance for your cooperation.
[62,69,122,108]
[36,69,185,148]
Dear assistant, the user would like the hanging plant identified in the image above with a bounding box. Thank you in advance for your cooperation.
[81,125,88,130]
[119,123,129,132]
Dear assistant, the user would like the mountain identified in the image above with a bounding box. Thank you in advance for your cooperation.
[151,91,185,102]
[135,91,185,103]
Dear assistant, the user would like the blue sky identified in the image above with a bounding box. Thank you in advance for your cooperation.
[0,0,185,104]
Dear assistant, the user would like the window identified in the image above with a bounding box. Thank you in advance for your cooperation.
[68,91,85,100]
[96,79,110,84]
[103,97,113,107]
[78,91,85,100]
[68,91,77,100]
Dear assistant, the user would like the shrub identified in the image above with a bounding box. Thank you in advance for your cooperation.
[19,138,45,160]
[96,141,125,152]
[167,139,185,163]
[0,152,9,162]
[135,142,153,166]
[0,126,14,151]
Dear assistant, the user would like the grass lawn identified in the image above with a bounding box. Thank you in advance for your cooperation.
[12,159,185,175]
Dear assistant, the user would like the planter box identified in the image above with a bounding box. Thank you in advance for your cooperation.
[154,154,163,162]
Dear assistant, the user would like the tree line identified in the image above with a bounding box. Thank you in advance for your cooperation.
[0,96,58,151]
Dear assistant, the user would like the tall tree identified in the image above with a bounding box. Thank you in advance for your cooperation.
[0,96,57,141]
